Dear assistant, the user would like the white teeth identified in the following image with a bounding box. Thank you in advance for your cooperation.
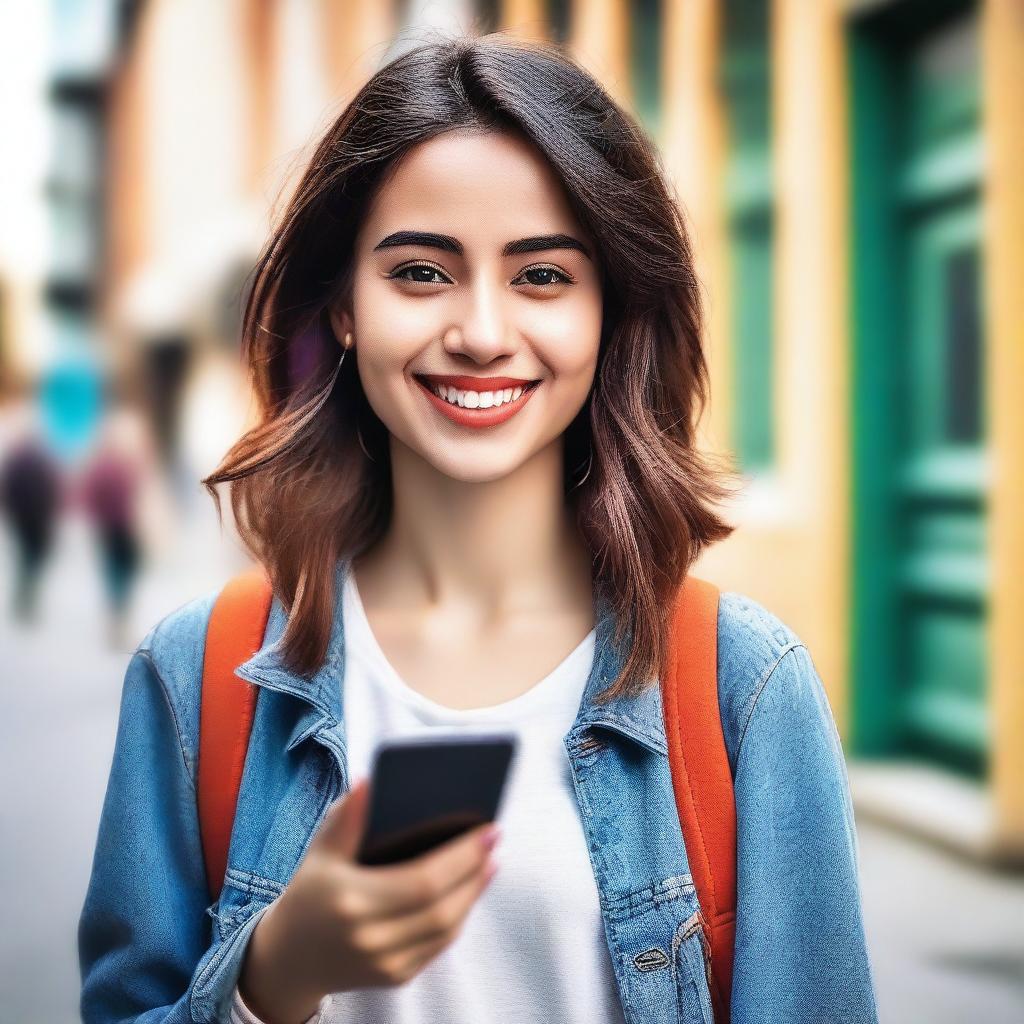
[427,382,533,408]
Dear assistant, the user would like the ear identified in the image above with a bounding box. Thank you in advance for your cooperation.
[326,305,353,347]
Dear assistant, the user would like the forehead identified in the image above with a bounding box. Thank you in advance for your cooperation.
[359,129,585,248]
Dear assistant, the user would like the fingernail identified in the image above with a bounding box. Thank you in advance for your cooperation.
[480,824,501,852]
[484,856,499,882]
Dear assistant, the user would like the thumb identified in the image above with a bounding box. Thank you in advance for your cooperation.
[314,775,372,862]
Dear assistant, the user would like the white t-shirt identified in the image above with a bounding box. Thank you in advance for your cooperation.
[231,570,626,1024]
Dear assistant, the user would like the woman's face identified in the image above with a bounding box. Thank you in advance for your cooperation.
[331,129,603,484]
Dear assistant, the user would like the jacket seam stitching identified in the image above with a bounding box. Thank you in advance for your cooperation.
[137,648,196,796]
[733,642,806,783]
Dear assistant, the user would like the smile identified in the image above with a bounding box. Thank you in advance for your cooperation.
[413,375,541,429]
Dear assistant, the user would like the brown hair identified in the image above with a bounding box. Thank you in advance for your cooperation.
[202,32,740,705]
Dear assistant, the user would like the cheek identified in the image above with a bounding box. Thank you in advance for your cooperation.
[351,276,428,383]
[356,263,457,340]
[528,300,602,382]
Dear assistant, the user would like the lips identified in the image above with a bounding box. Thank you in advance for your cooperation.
[413,373,541,429]
[415,374,540,391]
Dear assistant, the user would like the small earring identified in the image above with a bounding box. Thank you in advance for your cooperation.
[343,331,353,349]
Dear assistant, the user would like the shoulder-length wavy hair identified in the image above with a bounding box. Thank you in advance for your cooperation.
[203,31,740,706]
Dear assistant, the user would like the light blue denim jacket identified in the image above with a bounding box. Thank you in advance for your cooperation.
[78,559,880,1023]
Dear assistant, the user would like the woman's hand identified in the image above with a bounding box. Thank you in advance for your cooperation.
[237,776,500,1024]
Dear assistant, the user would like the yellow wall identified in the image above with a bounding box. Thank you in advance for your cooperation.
[668,0,854,740]
[674,0,1024,852]
[982,0,1024,855]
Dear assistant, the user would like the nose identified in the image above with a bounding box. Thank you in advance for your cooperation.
[442,275,518,364]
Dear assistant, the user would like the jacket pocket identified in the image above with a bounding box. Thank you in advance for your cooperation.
[673,911,715,1024]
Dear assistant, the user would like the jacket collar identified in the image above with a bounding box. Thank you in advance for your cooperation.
[235,559,667,758]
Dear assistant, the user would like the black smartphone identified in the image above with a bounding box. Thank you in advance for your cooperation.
[354,732,517,866]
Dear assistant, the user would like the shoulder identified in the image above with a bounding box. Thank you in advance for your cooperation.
[127,587,222,763]
[714,590,817,775]
[137,587,221,681]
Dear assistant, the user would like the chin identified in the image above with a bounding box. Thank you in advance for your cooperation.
[423,449,528,485]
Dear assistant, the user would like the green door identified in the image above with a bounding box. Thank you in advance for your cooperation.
[721,0,774,474]
[850,4,988,777]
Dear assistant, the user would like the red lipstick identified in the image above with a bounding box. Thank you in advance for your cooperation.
[413,374,541,429]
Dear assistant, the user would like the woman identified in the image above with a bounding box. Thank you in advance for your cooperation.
[78,33,879,1024]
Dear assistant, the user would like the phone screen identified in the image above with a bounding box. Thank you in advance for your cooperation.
[355,732,517,866]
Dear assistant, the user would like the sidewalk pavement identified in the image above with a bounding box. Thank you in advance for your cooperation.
[857,812,1024,1023]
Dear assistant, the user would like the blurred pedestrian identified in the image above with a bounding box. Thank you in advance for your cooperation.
[77,416,145,648]
[0,434,63,623]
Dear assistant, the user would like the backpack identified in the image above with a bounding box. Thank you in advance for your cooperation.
[197,567,736,1022]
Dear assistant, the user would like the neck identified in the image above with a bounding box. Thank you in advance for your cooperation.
[354,436,593,623]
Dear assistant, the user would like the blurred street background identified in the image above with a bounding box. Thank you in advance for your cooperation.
[0,1,1022,1022]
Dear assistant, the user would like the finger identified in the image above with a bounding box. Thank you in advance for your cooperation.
[357,822,496,917]
[371,926,455,989]
[396,926,459,980]
[384,851,496,951]
[314,776,372,861]
[362,847,493,950]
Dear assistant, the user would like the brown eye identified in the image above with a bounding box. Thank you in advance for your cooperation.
[389,264,451,284]
[515,266,573,287]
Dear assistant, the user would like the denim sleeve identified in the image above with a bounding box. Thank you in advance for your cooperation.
[730,643,880,1024]
[78,643,270,1023]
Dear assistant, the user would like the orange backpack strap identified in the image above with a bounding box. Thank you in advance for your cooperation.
[198,566,274,903]
[661,574,736,1023]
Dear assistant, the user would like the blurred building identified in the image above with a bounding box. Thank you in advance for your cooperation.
[11,0,1020,864]
[673,0,1023,868]
[0,5,54,397]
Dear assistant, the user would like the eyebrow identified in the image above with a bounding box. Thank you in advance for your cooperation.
[373,230,592,260]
